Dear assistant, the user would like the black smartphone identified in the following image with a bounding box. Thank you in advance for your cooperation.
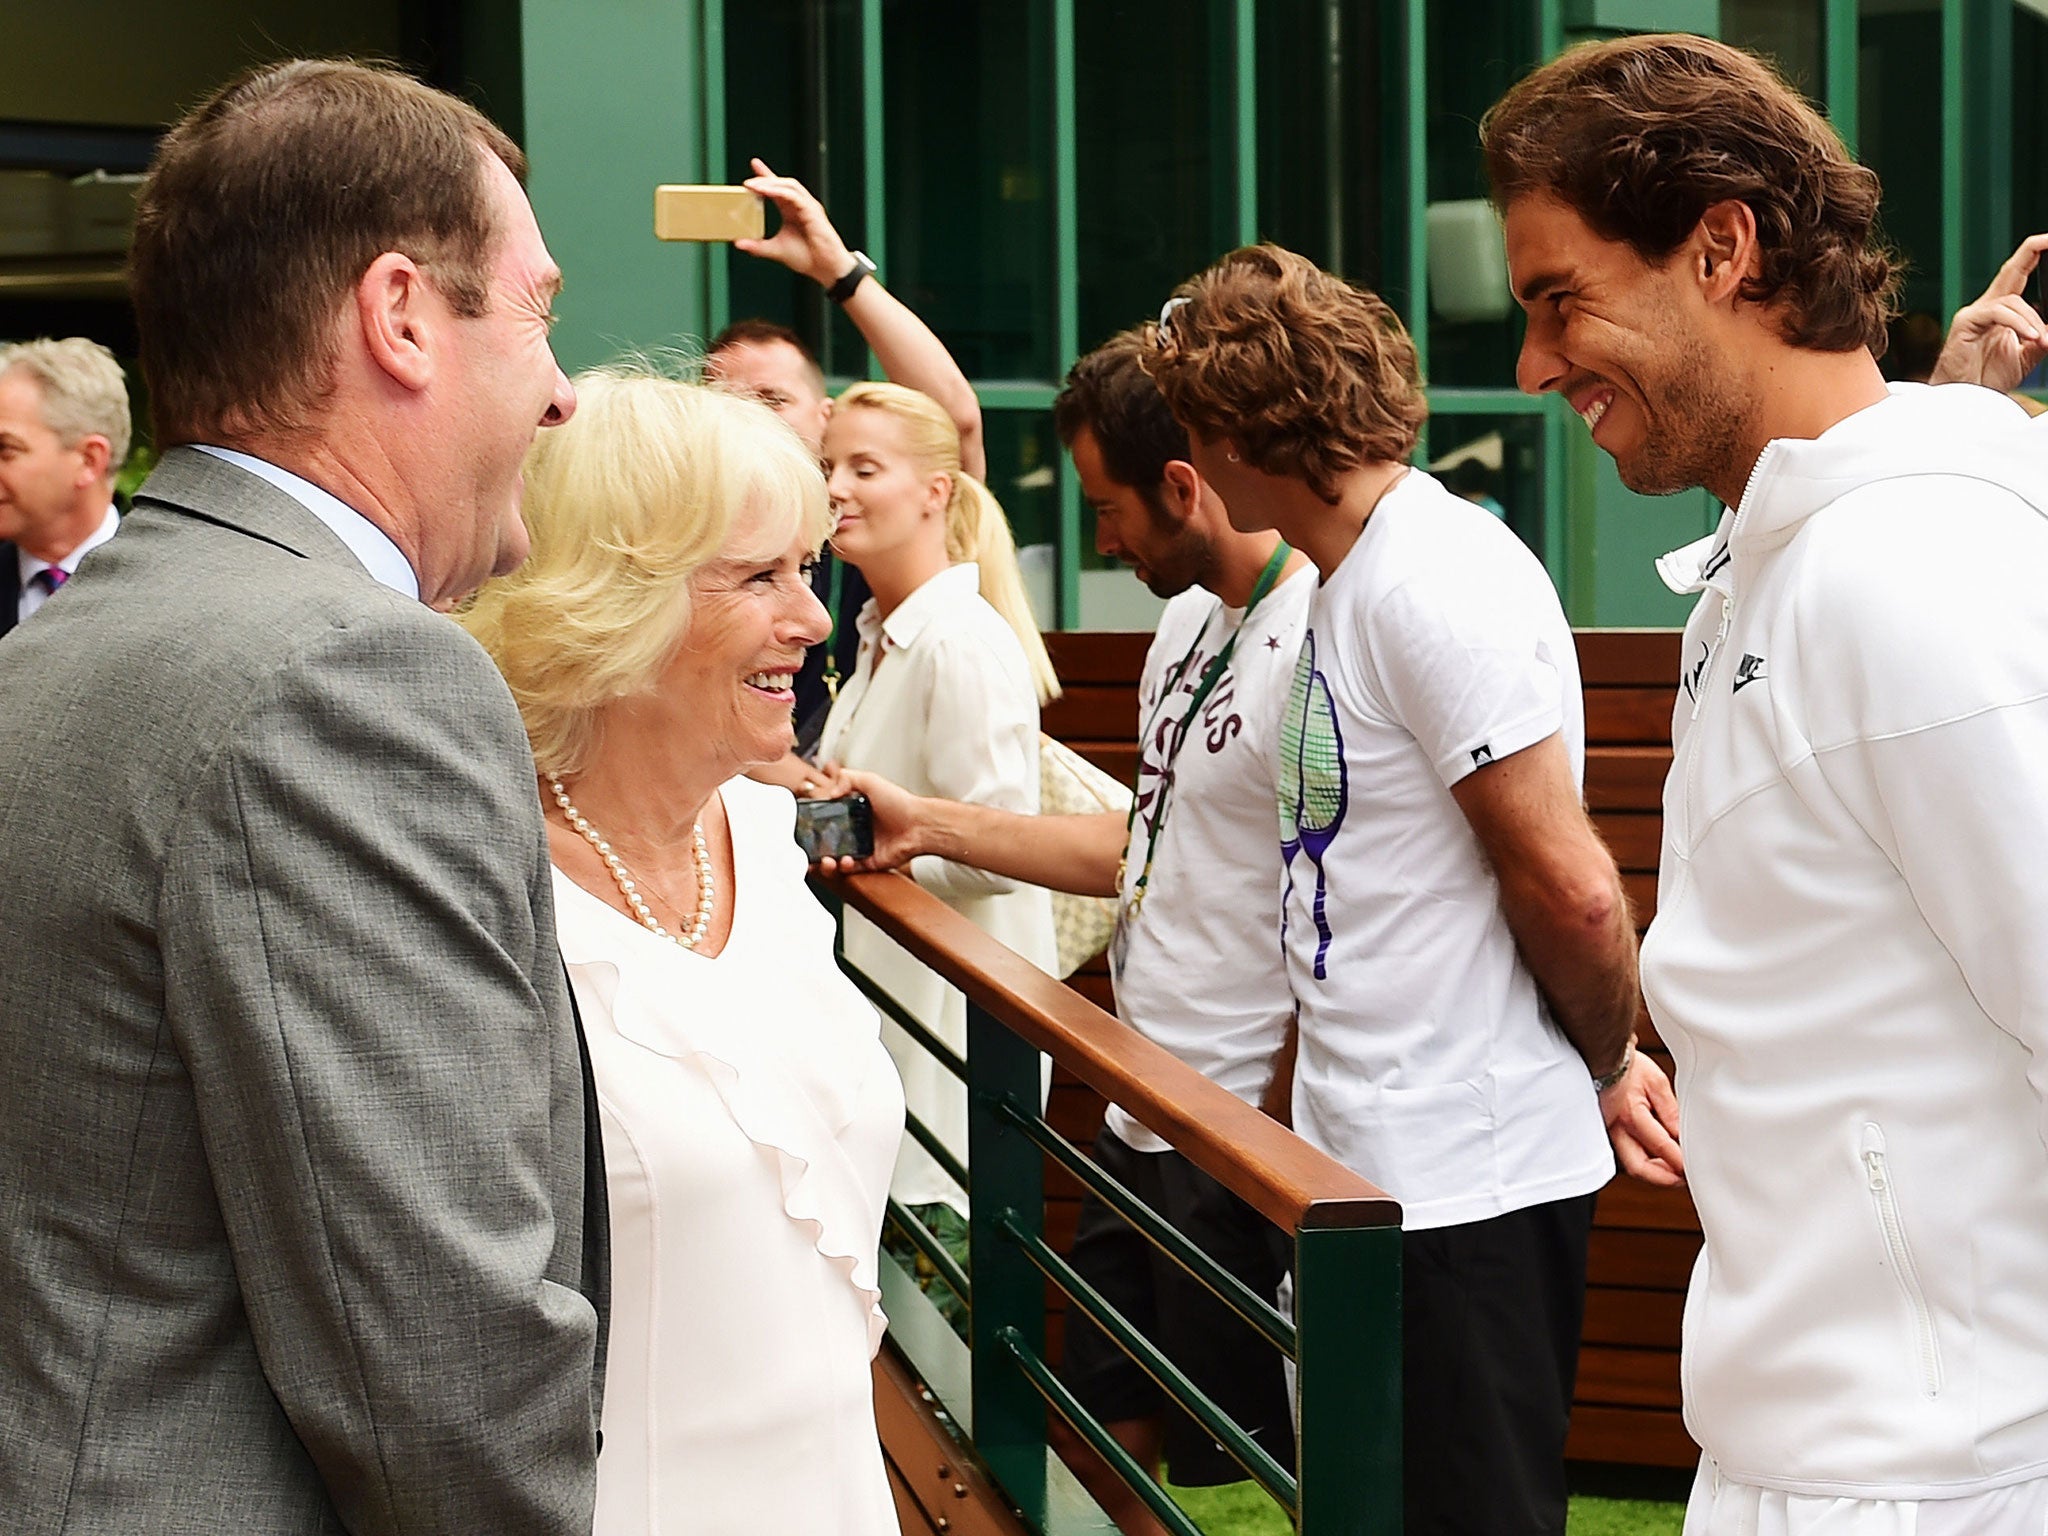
[793,793,874,862]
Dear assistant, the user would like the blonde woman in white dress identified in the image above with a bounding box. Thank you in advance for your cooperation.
[461,367,904,1536]
[814,382,1059,1228]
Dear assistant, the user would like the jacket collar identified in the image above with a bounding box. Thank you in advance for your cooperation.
[859,561,981,653]
[131,445,377,579]
[1660,383,2045,595]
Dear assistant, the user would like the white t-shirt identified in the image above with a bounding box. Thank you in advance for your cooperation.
[1105,568,1314,1152]
[1279,470,1611,1231]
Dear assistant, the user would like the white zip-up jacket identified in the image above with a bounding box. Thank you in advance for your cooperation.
[1641,384,2048,1498]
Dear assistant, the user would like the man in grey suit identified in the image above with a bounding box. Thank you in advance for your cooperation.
[0,60,607,1534]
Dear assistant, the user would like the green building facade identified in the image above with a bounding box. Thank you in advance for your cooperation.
[4,0,2043,626]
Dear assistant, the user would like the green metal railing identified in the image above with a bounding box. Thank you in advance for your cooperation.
[819,869,1405,1534]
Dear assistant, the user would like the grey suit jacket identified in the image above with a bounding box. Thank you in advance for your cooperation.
[0,447,607,1534]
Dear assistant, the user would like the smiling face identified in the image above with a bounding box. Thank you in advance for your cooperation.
[0,370,103,556]
[1505,192,1748,499]
[666,501,831,774]
[820,405,948,575]
[430,153,577,604]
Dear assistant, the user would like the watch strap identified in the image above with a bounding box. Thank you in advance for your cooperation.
[827,250,876,304]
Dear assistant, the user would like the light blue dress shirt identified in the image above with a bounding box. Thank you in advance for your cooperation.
[194,445,420,600]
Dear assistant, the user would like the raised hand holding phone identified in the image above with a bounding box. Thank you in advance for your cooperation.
[734,159,854,286]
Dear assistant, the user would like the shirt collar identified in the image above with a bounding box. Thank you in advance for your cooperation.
[16,501,119,589]
[859,561,981,653]
[192,445,421,600]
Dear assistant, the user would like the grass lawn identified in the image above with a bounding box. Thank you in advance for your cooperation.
[1165,1481,1686,1534]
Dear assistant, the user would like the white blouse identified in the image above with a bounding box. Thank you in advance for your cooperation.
[818,562,1056,1211]
[557,776,904,1536]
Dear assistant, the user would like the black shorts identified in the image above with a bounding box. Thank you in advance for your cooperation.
[1058,1130,1294,1487]
[1400,1191,1597,1536]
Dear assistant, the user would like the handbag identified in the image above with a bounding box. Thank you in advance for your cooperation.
[1037,733,1132,978]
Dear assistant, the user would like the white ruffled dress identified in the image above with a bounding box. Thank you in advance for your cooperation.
[556,775,904,1536]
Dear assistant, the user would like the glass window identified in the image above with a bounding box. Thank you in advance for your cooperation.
[723,0,870,377]
[2016,6,2048,257]
[1722,0,1826,98]
[3,2,406,127]
[1423,0,1535,387]
[883,0,1057,381]
[1425,414,1549,568]
[1074,0,1236,356]
[1859,0,1946,325]
[983,408,1064,627]
[1257,0,1386,290]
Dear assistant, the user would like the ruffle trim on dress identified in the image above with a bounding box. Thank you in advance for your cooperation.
[562,945,890,1354]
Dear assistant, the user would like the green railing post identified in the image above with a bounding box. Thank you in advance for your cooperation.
[966,998,1048,1526]
[1050,0,1082,629]
[1295,1222,1403,1533]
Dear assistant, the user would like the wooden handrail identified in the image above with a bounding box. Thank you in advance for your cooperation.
[824,870,1400,1234]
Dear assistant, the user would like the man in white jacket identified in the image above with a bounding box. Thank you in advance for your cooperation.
[1485,32,2048,1536]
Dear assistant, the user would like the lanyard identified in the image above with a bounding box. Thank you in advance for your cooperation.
[822,556,846,700]
[1121,541,1290,914]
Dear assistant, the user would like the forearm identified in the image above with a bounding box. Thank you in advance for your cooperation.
[842,282,986,480]
[1448,735,1639,1079]
[1499,864,1639,1078]
[917,799,1124,897]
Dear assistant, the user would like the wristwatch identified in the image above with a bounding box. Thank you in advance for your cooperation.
[826,250,876,305]
[1591,1036,1636,1093]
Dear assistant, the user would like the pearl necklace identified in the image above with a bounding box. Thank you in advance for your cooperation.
[547,775,715,950]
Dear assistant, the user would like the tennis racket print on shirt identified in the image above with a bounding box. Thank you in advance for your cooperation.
[1279,629,1347,980]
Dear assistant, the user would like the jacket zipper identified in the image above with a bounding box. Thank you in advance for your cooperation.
[1677,444,1777,836]
[1686,594,1734,726]
[1860,1123,1942,1398]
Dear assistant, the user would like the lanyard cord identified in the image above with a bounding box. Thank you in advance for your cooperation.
[821,557,846,698]
[1121,541,1291,911]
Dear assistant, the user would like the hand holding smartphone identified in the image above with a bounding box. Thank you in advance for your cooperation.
[793,793,874,863]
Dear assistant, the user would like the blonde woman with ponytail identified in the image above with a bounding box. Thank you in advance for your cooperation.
[817,381,1059,1228]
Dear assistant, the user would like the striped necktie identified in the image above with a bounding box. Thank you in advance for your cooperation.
[28,567,67,596]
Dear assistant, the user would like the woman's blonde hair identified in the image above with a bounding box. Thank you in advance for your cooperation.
[834,381,1060,704]
[460,363,831,776]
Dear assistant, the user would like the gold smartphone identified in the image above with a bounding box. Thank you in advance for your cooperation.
[653,184,766,242]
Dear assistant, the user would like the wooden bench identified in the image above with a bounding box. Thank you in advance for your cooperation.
[1039,627,1702,1470]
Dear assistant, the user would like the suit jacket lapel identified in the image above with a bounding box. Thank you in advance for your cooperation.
[132,446,379,578]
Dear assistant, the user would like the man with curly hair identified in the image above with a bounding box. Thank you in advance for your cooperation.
[1148,243,1646,1536]
[1486,33,2048,1535]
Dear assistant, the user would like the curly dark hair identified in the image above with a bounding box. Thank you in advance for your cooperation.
[1480,33,1899,354]
[1051,329,1189,513]
[1144,245,1427,503]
